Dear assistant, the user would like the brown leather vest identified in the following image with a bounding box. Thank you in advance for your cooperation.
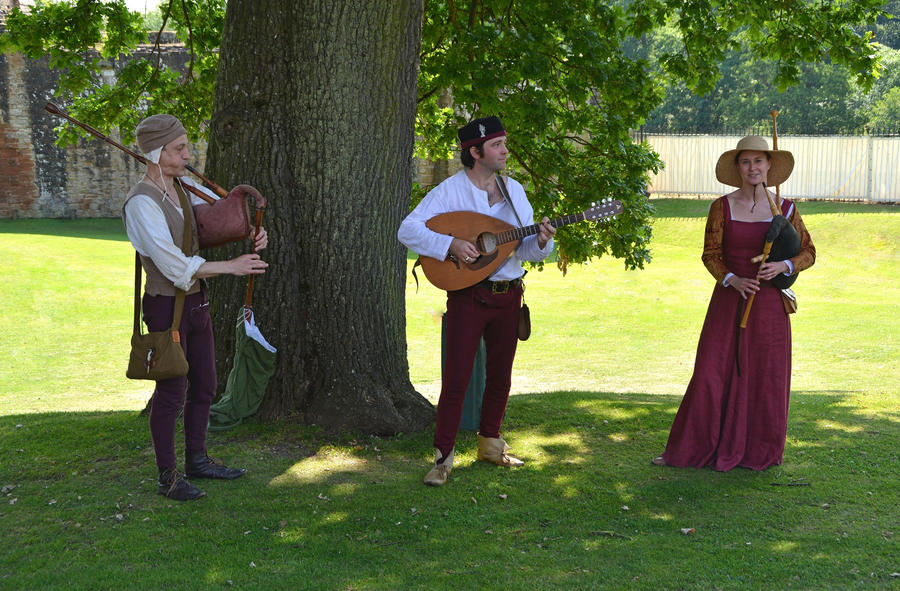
[123,180,202,296]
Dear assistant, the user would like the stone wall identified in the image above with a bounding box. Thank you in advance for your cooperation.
[0,16,212,218]
[0,47,451,220]
[0,1,450,219]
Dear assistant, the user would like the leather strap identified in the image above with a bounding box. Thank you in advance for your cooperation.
[132,184,193,336]
[494,175,528,290]
[495,175,524,229]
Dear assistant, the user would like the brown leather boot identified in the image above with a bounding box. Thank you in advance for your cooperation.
[476,434,524,467]
[423,449,454,486]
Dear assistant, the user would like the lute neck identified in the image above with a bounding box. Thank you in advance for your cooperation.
[496,212,584,245]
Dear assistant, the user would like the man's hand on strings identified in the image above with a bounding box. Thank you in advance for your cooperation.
[449,237,480,264]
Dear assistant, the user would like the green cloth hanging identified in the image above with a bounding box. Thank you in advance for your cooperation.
[208,309,277,431]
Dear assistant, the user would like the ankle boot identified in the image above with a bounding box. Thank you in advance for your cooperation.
[476,434,524,467]
[184,451,246,480]
[157,468,206,501]
[423,448,454,486]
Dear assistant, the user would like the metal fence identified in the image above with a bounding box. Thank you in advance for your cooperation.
[640,134,900,202]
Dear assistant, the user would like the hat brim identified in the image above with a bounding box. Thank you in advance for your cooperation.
[460,130,506,150]
[715,148,794,187]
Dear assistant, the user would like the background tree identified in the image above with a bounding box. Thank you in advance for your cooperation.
[203,0,434,433]
[1,0,889,433]
[853,45,900,132]
[644,44,899,134]
[0,0,225,144]
[714,58,867,134]
[867,86,900,131]
[639,2,899,134]
[873,0,900,49]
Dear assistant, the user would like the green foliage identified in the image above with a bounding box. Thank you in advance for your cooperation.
[873,0,900,48]
[640,4,897,134]
[0,0,145,91]
[417,1,664,270]
[851,45,900,130]
[0,0,887,268]
[415,0,885,270]
[711,55,866,133]
[645,43,900,134]
[869,86,900,130]
[0,0,224,145]
[139,6,165,32]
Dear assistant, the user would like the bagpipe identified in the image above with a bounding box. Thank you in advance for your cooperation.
[44,103,265,249]
[754,181,801,290]
[740,110,802,328]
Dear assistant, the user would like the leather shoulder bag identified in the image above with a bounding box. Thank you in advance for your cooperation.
[125,186,192,380]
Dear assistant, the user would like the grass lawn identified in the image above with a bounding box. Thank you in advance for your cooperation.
[1,200,898,590]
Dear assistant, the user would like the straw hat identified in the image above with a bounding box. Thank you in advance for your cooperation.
[715,135,794,187]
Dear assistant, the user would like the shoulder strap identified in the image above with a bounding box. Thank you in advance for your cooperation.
[496,175,524,228]
[173,182,194,253]
[132,184,192,336]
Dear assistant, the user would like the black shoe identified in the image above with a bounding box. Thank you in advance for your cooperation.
[157,468,206,501]
[185,451,247,480]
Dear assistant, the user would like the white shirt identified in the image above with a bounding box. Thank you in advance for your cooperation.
[123,176,218,292]
[397,170,554,281]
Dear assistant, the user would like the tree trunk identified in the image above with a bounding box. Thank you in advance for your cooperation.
[203,0,433,434]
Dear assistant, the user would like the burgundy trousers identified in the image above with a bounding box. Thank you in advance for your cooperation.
[434,284,522,457]
[142,290,216,471]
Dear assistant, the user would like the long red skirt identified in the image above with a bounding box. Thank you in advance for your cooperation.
[661,282,791,471]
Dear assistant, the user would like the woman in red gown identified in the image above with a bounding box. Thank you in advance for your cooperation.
[654,136,816,471]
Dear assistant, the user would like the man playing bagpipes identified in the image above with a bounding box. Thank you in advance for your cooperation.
[123,114,269,500]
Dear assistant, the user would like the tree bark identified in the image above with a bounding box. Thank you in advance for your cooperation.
[203,0,433,434]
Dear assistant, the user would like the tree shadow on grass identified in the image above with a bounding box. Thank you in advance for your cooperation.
[1,389,897,589]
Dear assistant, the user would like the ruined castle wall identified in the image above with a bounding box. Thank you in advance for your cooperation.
[0,1,449,219]
[0,33,210,219]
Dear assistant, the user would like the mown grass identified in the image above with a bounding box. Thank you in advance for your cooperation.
[1,200,898,590]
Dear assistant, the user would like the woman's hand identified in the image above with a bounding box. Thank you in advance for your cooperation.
[728,276,759,299]
[757,260,790,281]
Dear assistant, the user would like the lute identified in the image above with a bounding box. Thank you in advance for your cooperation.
[420,199,623,291]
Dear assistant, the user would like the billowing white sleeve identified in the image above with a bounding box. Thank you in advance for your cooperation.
[123,195,206,291]
[397,190,455,260]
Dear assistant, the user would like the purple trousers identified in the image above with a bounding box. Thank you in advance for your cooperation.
[434,284,522,457]
[142,290,216,471]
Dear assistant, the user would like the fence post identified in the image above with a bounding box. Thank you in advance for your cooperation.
[866,133,875,202]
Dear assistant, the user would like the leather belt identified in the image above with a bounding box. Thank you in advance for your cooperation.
[476,277,522,294]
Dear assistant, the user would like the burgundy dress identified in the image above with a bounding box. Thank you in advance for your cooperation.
[661,197,792,471]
